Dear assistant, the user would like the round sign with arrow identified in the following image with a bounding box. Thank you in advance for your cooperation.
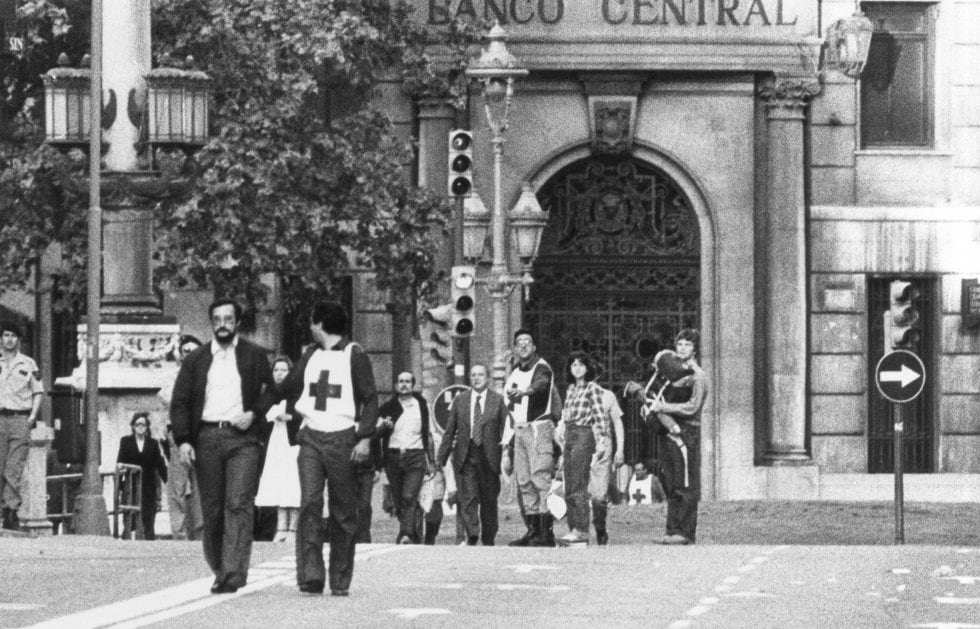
[875,349,926,404]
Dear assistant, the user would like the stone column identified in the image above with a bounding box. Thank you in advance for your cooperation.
[20,425,55,536]
[758,77,820,464]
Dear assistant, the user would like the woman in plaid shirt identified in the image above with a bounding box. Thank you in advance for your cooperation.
[558,351,606,546]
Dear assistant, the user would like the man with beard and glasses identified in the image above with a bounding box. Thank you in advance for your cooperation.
[170,300,274,594]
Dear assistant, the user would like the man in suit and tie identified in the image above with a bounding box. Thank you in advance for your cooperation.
[437,364,507,546]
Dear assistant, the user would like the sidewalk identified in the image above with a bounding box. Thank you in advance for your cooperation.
[369,500,980,547]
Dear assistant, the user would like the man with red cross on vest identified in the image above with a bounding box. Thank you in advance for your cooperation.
[271,301,378,596]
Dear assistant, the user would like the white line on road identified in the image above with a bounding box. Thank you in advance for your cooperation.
[388,608,451,619]
[506,564,559,574]
[20,545,406,629]
[941,576,980,585]
[934,597,980,605]
[1,604,43,611]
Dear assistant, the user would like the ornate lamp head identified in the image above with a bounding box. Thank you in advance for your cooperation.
[824,12,874,79]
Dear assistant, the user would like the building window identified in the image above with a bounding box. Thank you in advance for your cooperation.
[860,2,934,148]
[867,277,935,473]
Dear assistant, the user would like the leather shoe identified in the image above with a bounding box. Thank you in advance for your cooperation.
[656,534,691,545]
[330,589,349,597]
[210,579,240,594]
[596,531,609,546]
[299,580,324,594]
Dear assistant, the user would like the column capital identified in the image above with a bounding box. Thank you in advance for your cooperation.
[758,77,821,117]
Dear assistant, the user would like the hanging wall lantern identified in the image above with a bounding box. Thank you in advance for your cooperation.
[824,12,874,79]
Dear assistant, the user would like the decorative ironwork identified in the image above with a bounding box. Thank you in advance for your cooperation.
[525,155,701,466]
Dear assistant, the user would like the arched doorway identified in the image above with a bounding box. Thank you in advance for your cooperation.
[524,154,701,466]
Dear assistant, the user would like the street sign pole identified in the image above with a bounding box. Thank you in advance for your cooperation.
[874,348,925,547]
[893,404,904,544]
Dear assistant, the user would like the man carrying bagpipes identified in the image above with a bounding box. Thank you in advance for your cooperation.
[624,329,709,545]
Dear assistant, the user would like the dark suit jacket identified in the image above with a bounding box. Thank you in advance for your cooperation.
[169,338,274,448]
[437,388,506,475]
[116,435,168,500]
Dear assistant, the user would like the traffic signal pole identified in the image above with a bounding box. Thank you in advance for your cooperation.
[893,404,905,544]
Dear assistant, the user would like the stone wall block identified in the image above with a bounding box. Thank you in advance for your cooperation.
[811,394,866,434]
[810,354,866,394]
[811,313,864,353]
[940,395,980,433]
[941,315,980,353]
[942,436,980,473]
[940,355,980,393]
[812,435,866,473]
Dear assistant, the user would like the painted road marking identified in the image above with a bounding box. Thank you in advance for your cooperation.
[22,545,405,629]
[507,564,559,574]
[891,568,912,574]
[935,597,980,605]
[941,576,980,585]
[496,584,570,592]
[388,608,451,620]
[912,624,980,629]
[0,604,43,611]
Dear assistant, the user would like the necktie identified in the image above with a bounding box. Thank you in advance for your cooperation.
[472,393,484,446]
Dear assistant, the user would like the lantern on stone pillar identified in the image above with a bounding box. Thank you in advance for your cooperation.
[42,53,92,147]
[145,65,210,148]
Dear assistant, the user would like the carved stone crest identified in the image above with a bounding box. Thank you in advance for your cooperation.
[588,96,637,155]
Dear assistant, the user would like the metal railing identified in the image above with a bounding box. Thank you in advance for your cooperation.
[47,463,143,538]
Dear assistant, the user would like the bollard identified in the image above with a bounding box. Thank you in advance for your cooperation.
[21,424,55,536]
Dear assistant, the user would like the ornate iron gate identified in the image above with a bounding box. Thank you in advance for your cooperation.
[524,155,700,466]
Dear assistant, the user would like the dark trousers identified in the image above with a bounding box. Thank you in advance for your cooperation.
[413,498,443,545]
[353,463,375,543]
[195,426,262,586]
[656,422,700,542]
[296,427,358,591]
[458,442,501,545]
[384,449,426,543]
[563,425,596,533]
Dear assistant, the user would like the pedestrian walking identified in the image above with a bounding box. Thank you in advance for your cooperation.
[255,356,301,543]
[117,412,168,540]
[437,364,507,546]
[647,329,709,545]
[0,321,44,531]
[556,351,605,547]
[377,371,435,544]
[170,299,275,594]
[504,329,558,547]
[158,334,204,541]
[590,384,625,545]
[271,301,379,596]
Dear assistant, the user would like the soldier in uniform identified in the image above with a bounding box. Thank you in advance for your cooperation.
[0,321,44,531]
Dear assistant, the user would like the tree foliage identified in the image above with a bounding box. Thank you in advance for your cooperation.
[1,0,482,318]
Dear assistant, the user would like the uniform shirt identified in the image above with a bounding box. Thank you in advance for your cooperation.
[388,396,424,450]
[201,337,244,422]
[0,351,44,411]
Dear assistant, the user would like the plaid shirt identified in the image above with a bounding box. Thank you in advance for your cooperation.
[561,381,605,429]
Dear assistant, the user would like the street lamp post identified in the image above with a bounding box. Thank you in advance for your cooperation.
[466,23,542,390]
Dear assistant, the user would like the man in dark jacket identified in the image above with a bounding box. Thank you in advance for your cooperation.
[170,299,274,594]
[377,372,434,544]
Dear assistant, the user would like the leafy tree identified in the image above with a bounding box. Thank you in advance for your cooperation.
[1,0,482,320]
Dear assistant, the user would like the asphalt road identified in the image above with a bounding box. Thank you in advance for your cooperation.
[2,536,979,628]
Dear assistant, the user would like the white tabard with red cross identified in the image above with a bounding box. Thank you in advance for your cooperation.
[294,343,357,433]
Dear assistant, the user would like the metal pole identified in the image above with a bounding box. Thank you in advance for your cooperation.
[893,403,905,545]
[489,134,508,391]
[74,0,109,535]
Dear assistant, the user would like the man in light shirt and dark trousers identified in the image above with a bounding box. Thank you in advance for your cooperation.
[170,300,275,594]
[377,371,434,544]
[272,301,379,596]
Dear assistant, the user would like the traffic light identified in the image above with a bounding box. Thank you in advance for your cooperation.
[888,280,921,349]
[448,129,473,197]
[421,304,454,364]
[451,265,476,337]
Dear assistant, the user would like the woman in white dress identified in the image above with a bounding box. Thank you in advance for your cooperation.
[255,356,301,542]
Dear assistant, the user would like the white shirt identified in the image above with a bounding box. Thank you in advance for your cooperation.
[201,337,244,422]
[389,397,423,450]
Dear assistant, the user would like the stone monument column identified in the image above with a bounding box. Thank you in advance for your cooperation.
[758,77,820,464]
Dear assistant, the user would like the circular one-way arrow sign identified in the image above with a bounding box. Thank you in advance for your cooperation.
[430,384,469,434]
[875,349,926,404]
